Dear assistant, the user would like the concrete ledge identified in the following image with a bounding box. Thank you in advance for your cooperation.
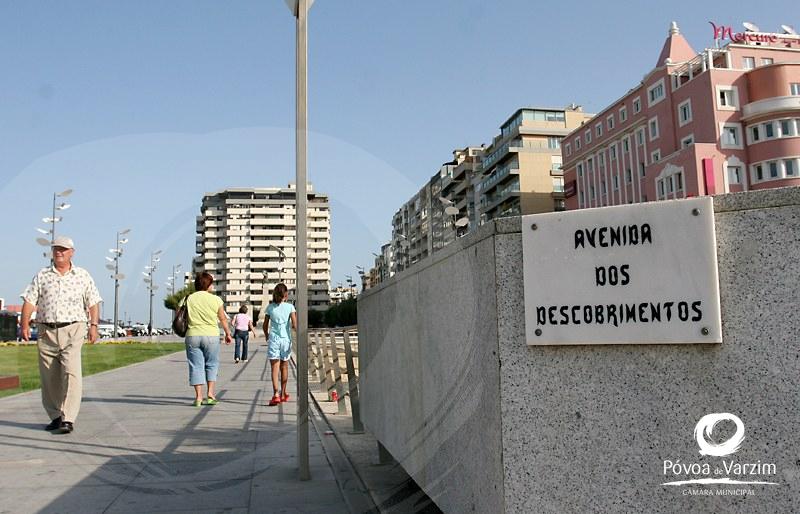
[713,186,800,213]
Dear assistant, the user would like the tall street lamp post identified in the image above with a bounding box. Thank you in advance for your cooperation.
[36,188,73,263]
[107,229,131,338]
[143,250,162,336]
[267,244,287,283]
[166,264,182,296]
[285,0,313,481]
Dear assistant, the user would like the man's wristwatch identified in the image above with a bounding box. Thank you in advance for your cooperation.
[90,323,98,327]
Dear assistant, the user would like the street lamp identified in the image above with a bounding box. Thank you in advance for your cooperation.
[107,229,131,339]
[286,0,314,481]
[165,264,182,296]
[143,250,162,337]
[257,245,288,329]
[267,244,287,283]
[35,188,73,263]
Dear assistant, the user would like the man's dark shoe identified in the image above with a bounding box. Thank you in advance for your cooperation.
[45,417,62,431]
[56,421,74,434]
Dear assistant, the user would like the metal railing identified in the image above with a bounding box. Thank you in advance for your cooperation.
[308,325,363,433]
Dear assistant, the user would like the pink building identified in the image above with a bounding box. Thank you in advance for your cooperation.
[562,21,800,210]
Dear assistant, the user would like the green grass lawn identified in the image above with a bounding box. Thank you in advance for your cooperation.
[0,343,184,398]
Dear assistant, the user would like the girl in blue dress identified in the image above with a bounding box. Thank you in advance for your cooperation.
[262,283,297,406]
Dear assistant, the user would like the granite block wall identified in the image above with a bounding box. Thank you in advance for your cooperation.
[359,187,800,513]
[359,230,505,514]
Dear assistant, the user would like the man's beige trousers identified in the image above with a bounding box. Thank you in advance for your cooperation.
[37,323,86,423]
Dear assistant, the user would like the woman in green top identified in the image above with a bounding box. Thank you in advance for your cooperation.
[185,272,232,406]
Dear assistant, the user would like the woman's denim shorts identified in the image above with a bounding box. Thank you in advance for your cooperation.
[185,336,220,385]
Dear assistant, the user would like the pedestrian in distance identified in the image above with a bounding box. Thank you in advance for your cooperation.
[184,272,232,407]
[20,236,102,434]
[262,283,297,406]
[231,305,255,363]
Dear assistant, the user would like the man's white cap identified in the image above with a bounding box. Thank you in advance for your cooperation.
[51,236,75,249]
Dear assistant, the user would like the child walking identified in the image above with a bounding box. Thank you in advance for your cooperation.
[262,283,297,406]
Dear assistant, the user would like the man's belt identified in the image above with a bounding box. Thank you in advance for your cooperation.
[37,321,79,329]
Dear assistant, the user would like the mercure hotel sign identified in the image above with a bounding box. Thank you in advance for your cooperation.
[522,197,722,345]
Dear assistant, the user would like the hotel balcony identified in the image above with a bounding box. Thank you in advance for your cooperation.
[742,96,800,121]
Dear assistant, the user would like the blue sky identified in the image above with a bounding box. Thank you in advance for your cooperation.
[0,1,794,325]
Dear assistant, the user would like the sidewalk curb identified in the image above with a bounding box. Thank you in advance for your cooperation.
[291,359,379,514]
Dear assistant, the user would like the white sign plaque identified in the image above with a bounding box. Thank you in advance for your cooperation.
[522,197,722,345]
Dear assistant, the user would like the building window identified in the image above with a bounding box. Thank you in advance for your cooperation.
[779,119,796,137]
[727,166,742,184]
[769,161,779,178]
[640,162,646,178]
[678,99,692,126]
[610,146,617,160]
[743,57,755,69]
[577,163,583,177]
[620,106,628,122]
[647,79,665,106]
[607,115,615,130]
[575,138,581,150]
[613,175,619,190]
[753,164,764,182]
[579,191,585,207]
[636,129,644,146]
[625,168,632,183]
[764,122,775,139]
[598,153,605,167]
[657,180,665,198]
[590,185,595,200]
[596,123,603,137]
[717,86,739,110]
[750,125,761,143]
[565,143,572,156]
[785,159,796,177]
[651,149,661,163]
[633,96,641,114]
[721,123,742,149]
[648,117,659,140]
[585,130,592,144]
[587,158,594,172]
[675,172,683,191]
[601,180,607,195]
[760,58,774,66]
[792,83,800,95]
[623,138,630,153]
[548,136,561,149]
[681,134,694,148]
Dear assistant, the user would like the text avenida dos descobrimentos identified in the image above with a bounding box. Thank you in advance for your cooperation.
[535,223,705,327]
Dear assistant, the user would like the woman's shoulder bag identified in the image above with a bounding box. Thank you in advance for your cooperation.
[173,294,191,337]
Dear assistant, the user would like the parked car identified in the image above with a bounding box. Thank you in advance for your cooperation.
[16,325,38,341]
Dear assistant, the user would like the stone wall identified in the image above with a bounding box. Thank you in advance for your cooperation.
[359,187,800,513]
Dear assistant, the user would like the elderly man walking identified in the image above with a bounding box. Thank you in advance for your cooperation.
[20,236,102,434]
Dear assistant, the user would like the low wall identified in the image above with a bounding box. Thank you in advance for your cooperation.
[359,187,800,513]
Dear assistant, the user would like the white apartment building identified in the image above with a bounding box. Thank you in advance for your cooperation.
[194,184,331,316]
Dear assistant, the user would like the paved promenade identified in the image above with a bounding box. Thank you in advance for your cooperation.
[0,340,351,514]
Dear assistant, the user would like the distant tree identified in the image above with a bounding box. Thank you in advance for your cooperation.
[164,284,196,311]
[338,298,358,327]
[324,303,340,327]
[308,309,324,328]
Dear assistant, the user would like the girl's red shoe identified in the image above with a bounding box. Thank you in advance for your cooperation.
[268,395,281,406]
[281,393,290,402]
